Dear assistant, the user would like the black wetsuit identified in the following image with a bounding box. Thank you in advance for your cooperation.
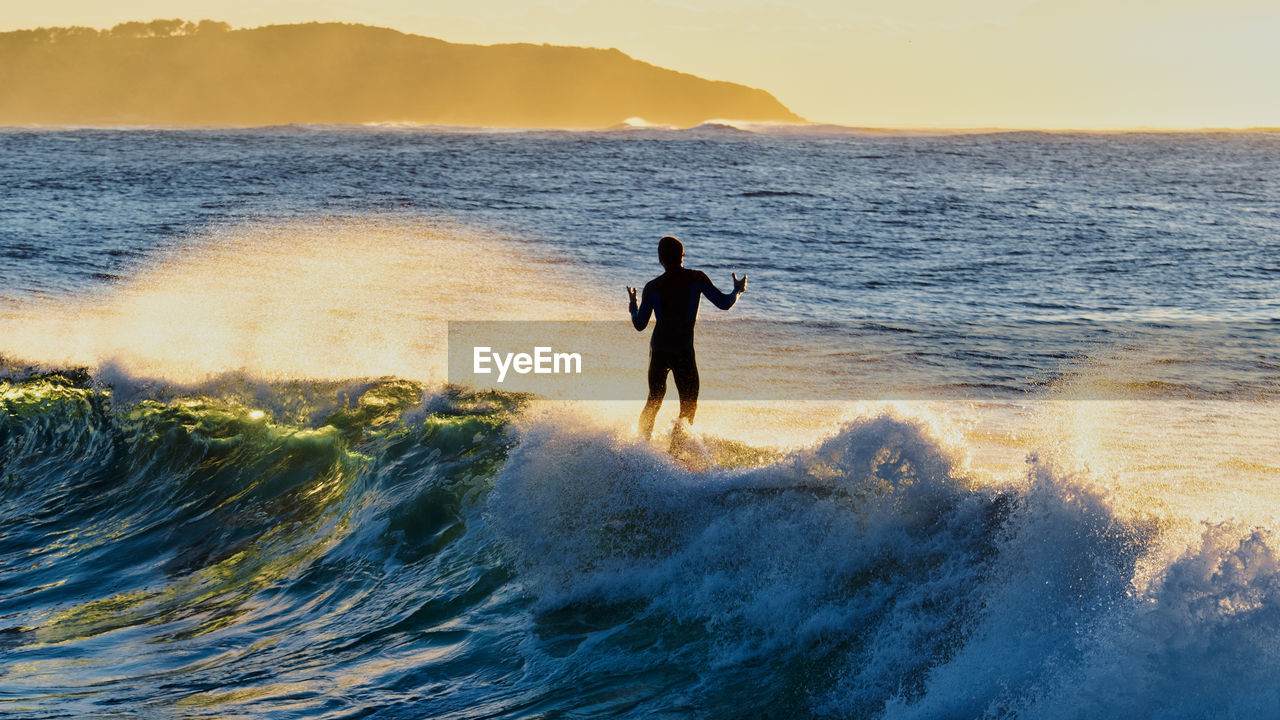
[631,267,739,438]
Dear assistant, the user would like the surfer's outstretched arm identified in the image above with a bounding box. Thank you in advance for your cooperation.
[629,285,653,331]
[696,271,747,310]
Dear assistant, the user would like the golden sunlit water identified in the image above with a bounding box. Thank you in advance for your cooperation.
[0,218,606,383]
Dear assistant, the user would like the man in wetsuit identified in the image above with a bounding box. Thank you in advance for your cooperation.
[628,235,747,440]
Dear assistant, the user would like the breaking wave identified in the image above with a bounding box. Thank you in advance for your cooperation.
[2,370,1278,718]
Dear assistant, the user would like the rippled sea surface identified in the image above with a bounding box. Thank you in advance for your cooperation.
[1,127,1278,719]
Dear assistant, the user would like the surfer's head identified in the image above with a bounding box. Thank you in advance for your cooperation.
[658,235,684,270]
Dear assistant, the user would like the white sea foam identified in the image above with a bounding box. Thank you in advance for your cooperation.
[490,408,1280,717]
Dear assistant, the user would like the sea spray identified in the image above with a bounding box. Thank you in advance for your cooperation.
[0,218,608,384]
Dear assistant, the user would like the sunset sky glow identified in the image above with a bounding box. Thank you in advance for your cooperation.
[5,0,1278,129]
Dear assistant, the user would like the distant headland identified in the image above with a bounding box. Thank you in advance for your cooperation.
[0,20,803,128]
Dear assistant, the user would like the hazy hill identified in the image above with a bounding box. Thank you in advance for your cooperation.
[0,20,802,128]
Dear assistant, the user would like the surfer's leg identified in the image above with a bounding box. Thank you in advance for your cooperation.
[639,348,668,440]
[671,348,699,424]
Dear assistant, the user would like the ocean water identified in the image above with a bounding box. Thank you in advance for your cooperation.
[1,126,1278,718]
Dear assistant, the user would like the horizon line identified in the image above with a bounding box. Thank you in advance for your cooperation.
[0,121,1276,135]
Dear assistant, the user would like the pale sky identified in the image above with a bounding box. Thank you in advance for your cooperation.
[5,0,1278,128]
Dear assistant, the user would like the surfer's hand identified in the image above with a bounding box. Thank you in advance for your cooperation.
[627,286,638,305]
[733,273,747,294]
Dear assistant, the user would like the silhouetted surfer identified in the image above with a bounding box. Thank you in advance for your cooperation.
[628,235,747,441]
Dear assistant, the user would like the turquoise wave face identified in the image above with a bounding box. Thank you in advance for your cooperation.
[0,373,528,716]
[3,372,1280,719]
